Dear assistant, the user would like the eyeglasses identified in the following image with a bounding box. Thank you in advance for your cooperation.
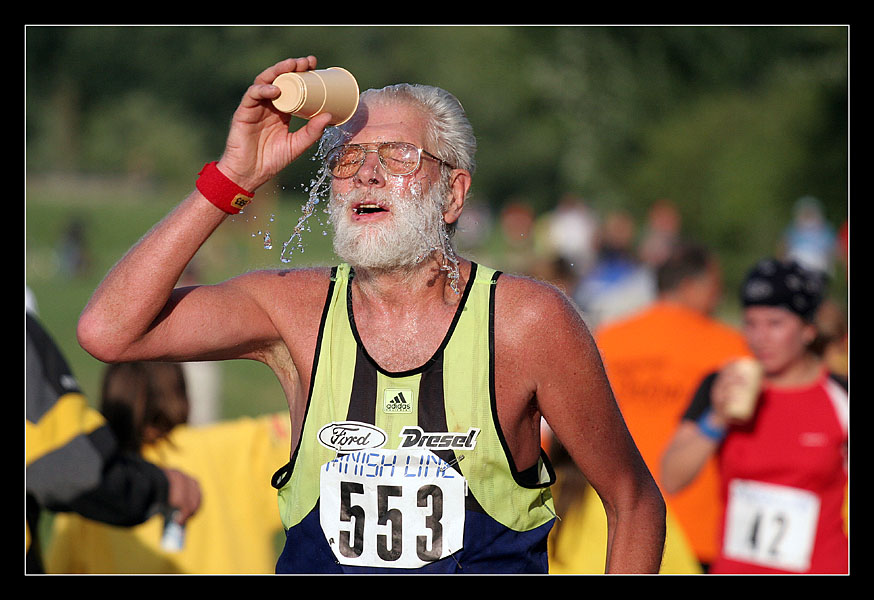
[324,142,455,178]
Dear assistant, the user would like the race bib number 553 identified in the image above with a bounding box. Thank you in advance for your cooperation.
[319,448,466,569]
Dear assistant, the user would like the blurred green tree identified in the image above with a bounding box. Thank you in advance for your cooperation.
[26,25,848,284]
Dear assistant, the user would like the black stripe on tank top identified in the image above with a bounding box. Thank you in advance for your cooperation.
[343,263,481,429]
[417,354,451,462]
[271,267,338,490]
[346,344,378,424]
[420,351,485,514]
[344,340,451,441]
[412,263,476,474]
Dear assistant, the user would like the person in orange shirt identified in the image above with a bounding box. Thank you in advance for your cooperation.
[595,243,750,571]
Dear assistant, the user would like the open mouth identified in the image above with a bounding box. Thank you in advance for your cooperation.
[353,203,389,216]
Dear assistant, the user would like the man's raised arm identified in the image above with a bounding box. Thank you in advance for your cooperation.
[77,57,333,364]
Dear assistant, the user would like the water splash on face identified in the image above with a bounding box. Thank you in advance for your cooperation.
[413,214,461,295]
[245,141,461,294]
[329,175,461,294]
[412,178,461,294]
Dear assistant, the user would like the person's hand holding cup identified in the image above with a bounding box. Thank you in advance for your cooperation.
[712,357,764,424]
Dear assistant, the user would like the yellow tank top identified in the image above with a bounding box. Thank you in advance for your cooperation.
[272,263,556,573]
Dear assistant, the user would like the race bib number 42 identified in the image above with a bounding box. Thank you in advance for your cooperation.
[723,479,821,572]
[319,447,466,569]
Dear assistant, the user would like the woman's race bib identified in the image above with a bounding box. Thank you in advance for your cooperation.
[723,479,821,572]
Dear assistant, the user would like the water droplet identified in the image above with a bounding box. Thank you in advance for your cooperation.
[278,166,332,264]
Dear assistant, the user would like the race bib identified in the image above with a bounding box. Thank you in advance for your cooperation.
[723,479,821,572]
[319,447,466,569]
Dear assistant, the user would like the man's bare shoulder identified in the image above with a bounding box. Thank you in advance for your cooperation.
[491,272,605,415]
[223,266,335,318]
[232,265,334,282]
[494,272,585,329]
[492,271,594,356]
[228,266,333,292]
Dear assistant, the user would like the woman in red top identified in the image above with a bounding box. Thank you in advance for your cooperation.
[661,259,848,574]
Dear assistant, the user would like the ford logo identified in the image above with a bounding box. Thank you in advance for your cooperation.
[317,421,388,452]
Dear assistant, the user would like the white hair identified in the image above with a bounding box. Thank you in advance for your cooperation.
[320,83,477,175]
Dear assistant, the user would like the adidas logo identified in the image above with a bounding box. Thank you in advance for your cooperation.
[384,389,413,414]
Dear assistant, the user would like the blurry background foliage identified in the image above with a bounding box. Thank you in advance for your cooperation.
[26,25,849,416]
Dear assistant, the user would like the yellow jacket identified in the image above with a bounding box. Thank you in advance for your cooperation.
[46,413,291,574]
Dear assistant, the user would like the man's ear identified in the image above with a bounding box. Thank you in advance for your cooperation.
[443,169,471,225]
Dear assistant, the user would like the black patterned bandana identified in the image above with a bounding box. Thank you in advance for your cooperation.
[741,259,826,322]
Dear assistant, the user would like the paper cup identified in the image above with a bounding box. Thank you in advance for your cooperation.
[723,358,764,422]
[272,67,360,126]
[273,71,326,117]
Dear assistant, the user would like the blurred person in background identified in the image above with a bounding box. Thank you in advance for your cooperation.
[594,243,750,571]
[493,199,537,275]
[541,194,599,277]
[779,196,836,275]
[76,56,665,574]
[573,210,656,329]
[26,310,200,574]
[46,361,291,574]
[661,259,848,574]
[56,216,92,280]
[814,298,848,378]
[836,219,848,276]
[638,199,681,270]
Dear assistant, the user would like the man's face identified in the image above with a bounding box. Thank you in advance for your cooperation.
[327,102,450,271]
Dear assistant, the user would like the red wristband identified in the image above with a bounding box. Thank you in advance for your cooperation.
[196,161,254,214]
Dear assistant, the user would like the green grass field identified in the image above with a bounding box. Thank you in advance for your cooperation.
[25,175,339,419]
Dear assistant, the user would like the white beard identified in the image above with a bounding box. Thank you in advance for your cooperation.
[329,180,451,272]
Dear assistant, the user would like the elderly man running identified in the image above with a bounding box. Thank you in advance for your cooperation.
[78,56,665,574]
